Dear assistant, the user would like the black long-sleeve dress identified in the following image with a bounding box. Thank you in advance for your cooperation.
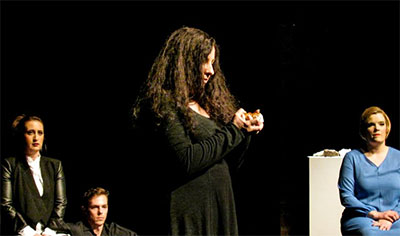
[141,109,251,236]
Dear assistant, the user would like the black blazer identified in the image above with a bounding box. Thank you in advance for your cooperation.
[1,155,67,234]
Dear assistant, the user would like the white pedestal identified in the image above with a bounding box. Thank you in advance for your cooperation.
[309,157,345,236]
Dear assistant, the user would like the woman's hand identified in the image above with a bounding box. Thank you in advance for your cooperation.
[382,210,400,222]
[369,210,400,223]
[232,108,264,133]
[41,227,57,236]
[372,219,393,231]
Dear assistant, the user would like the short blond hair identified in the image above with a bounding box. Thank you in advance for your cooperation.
[359,106,391,141]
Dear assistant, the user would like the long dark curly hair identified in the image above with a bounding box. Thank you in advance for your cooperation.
[132,26,238,133]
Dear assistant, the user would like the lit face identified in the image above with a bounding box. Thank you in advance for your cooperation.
[365,113,387,144]
[24,120,44,157]
[87,195,108,228]
[201,46,215,84]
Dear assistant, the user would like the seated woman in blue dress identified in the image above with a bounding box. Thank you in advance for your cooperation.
[338,106,400,235]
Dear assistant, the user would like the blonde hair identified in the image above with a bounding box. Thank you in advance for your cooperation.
[359,106,391,141]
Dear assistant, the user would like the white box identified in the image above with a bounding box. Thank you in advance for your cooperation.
[309,156,345,236]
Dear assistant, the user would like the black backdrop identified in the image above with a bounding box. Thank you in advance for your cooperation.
[2,1,399,235]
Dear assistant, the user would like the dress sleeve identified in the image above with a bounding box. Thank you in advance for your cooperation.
[1,158,29,232]
[162,116,246,176]
[390,149,400,214]
[225,135,252,173]
[338,153,377,216]
[392,198,400,215]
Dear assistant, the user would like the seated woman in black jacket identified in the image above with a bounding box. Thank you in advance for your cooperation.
[1,114,68,236]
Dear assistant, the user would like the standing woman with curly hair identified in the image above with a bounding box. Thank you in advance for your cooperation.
[1,114,68,236]
[132,26,264,235]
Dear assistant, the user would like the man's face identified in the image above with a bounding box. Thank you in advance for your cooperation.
[87,194,108,228]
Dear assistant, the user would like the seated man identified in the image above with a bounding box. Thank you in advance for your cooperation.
[67,187,137,236]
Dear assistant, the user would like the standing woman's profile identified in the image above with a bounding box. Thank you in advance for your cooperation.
[132,26,264,236]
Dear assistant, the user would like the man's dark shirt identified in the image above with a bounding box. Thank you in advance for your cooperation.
[67,221,137,236]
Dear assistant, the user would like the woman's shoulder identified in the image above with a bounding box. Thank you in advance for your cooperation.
[2,156,24,165]
[343,149,364,160]
[1,156,25,172]
[41,156,62,164]
[2,156,17,166]
[346,149,363,156]
[388,146,400,156]
[3,156,17,162]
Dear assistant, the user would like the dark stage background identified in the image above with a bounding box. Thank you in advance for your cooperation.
[2,1,399,235]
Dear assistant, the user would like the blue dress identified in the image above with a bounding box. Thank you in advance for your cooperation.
[338,147,400,235]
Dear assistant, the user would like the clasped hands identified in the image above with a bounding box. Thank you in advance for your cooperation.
[368,210,400,231]
[19,225,57,236]
[232,108,264,134]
